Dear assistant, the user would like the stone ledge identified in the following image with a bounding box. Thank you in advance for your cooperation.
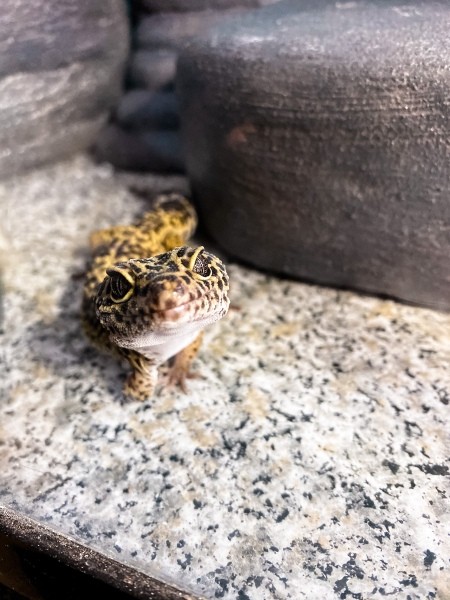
[1,155,449,599]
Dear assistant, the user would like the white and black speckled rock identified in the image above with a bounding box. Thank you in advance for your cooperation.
[1,155,449,599]
[0,0,129,179]
[178,0,450,310]
[94,125,184,172]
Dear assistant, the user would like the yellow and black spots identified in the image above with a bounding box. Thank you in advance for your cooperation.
[82,193,230,401]
[94,246,230,347]
[123,352,159,400]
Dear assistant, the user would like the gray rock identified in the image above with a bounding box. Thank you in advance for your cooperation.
[116,90,179,130]
[137,0,279,12]
[94,124,184,173]
[128,49,177,90]
[0,0,129,178]
[115,171,190,198]
[137,9,248,51]
[178,0,450,310]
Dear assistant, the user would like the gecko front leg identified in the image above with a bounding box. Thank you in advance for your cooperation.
[167,333,204,393]
[123,352,159,401]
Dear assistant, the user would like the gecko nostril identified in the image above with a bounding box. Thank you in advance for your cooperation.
[149,280,190,311]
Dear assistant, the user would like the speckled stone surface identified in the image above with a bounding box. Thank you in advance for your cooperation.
[1,156,449,599]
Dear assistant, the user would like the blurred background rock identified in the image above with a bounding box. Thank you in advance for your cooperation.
[93,0,281,173]
[177,0,450,310]
[0,0,129,178]
[0,0,280,178]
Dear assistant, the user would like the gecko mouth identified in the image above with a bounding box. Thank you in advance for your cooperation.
[151,296,202,314]
[152,291,224,320]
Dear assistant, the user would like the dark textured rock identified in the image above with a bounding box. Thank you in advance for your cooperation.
[0,0,129,178]
[137,0,279,12]
[116,90,179,130]
[178,0,450,311]
[128,49,177,90]
[137,9,248,51]
[94,124,184,173]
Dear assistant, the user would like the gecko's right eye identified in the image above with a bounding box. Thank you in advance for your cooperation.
[106,269,135,303]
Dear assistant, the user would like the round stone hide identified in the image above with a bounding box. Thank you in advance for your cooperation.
[94,125,184,173]
[178,0,450,311]
[0,0,129,178]
[128,49,177,90]
[136,9,248,51]
[116,90,179,130]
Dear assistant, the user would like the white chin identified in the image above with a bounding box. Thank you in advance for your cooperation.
[113,313,221,351]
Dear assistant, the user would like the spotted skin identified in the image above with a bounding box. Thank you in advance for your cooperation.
[82,194,230,400]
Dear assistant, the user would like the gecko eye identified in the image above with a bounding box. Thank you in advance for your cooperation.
[107,269,135,303]
[192,254,212,278]
[188,246,212,279]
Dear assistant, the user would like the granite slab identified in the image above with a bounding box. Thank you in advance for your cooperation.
[0,156,449,599]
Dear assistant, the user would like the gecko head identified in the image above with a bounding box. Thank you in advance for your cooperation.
[94,246,230,349]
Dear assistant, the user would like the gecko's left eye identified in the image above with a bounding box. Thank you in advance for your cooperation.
[192,254,212,278]
[189,246,212,278]
[107,269,135,303]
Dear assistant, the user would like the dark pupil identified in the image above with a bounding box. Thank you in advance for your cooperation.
[193,256,210,277]
[110,274,131,300]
